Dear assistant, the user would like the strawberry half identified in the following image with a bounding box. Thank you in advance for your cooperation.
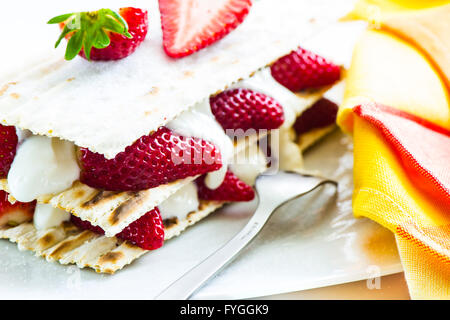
[0,125,18,178]
[79,127,222,191]
[49,7,148,61]
[71,207,164,250]
[0,191,35,228]
[210,88,285,131]
[159,0,252,58]
[271,47,341,92]
[293,98,338,135]
[196,170,255,202]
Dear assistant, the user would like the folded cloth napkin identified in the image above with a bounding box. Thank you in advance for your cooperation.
[338,5,450,298]
[351,103,450,298]
[344,0,450,90]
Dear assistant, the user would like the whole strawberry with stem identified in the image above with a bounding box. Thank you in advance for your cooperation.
[210,88,285,131]
[48,7,148,61]
[271,47,341,92]
[0,191,35,228]
[0,125,18,178]
[71,207,164,250]
[79,127,222,191]
[196,170,255,202]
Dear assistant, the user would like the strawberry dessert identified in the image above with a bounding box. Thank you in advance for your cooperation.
[0,1,342,265]
[0,45,341,252]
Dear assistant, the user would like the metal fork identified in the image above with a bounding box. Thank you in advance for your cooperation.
[155,171,337,300]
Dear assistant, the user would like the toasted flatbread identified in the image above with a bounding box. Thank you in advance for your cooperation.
[0,200,224,274]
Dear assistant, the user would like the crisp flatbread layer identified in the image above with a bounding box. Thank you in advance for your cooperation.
[298,125,337,151]
[0,201,224,274]
[0,0,352,159]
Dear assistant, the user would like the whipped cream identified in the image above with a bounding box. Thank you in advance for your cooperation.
[8,135,80,202]
[274,127,304,172]
[15,128,32,145]
[33,203,70,230]
[230,144,268,185]
[159,182,199,221]
[166,99,233,189]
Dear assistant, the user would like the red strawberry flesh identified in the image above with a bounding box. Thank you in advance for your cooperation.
[79,127,222,191]
[0,191,35,227]
[210,88,285,131]
[70,215,105,235]
[0,125,18,178]
[196,170,255,202]
[293,98,338,135]
[271,47,341,92]
[71,207,164,250]
[159,0,252,58]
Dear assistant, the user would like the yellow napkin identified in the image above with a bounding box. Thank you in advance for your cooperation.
[344,0,450,91]
[339,2,450,299]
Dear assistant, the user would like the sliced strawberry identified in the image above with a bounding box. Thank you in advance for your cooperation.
[79,127,222,191]
[0,125,18,178]
[70,215,105,235]
[49,7,148,61]
[159,0,252,58]
[271,47,341,92]
[210,88,285,131]
[196,170,255,202]
[116,208,164,250]
[71,207,164,250]
[293,98,338,135]
[0,191,35,227]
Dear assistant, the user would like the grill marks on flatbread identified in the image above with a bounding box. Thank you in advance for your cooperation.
[0,201,224,274]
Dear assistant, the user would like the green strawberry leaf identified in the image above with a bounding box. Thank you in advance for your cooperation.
[65,29,84,60]
[103,9,129,34]
[94,29,111,49]
[49,8,133,61]
[47,13,75,24]
[103,16,132,38]
[54,24,73,48]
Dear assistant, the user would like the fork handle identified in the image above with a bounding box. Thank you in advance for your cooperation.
[155,203,276,300]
